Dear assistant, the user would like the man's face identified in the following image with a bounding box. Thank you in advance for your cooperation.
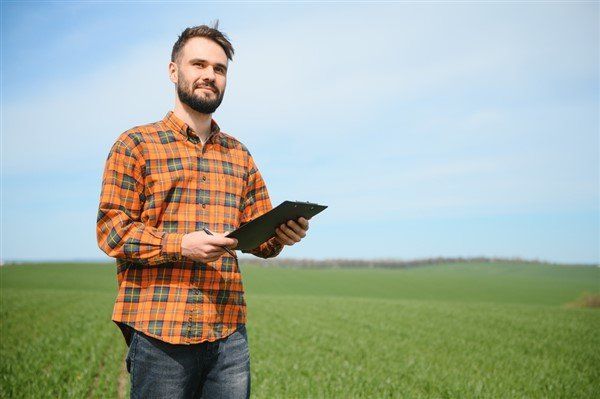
[170,37,229,114]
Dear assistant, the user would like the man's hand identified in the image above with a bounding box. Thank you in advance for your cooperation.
[181,231,238,262]
[274,217,310,246]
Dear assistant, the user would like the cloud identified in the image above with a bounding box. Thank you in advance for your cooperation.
[4,40,174,175]
[4,2,596,171]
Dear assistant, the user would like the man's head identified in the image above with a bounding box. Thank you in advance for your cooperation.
[169,22,235,115]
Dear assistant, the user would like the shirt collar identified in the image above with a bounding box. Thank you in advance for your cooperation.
[163,110,221,144]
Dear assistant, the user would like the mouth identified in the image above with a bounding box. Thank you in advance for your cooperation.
[196,86,217,94]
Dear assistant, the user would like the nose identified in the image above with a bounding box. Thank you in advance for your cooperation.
[201,65,216,82]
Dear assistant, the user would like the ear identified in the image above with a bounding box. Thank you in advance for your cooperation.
[168,61,178,84]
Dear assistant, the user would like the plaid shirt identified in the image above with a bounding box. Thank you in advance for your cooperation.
[96,111,283,345]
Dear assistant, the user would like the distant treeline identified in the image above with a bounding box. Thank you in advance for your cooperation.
[1,257,596,268]
[238,256,597,269]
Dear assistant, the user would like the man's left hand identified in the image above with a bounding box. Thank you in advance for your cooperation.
[274,217,309,246]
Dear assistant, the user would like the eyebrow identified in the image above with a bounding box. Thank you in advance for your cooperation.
[189,58,228,71]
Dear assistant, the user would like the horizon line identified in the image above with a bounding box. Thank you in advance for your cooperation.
[1,256,597,268]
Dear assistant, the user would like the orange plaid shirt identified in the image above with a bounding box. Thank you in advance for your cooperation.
[96,111,283,345]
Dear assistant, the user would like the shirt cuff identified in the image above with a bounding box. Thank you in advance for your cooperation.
[268,237,284,257]
[242,236,284,258]
[161,232,185,260]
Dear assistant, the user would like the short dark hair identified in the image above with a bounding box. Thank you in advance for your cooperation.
[171,21,235,63]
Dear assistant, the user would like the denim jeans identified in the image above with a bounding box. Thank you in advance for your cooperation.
[126,325,251,399]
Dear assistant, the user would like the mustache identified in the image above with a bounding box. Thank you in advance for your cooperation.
[194,82,218,93]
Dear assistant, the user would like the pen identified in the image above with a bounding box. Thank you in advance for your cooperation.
[202,227,238,259]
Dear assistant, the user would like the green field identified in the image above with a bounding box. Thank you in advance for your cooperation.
[1,261,599,398]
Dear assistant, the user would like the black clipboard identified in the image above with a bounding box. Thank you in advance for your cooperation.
[226,200,327,251]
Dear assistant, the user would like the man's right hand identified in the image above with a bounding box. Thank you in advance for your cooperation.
[181,231,238,262]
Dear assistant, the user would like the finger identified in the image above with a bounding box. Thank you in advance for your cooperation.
[275,226,297,245]
[209,246,228,258]
[297,217,309,230]
[208,235,238,248]
[217,234,238,248]
[275,228,294,245]
[213,239,237,249]
[285,220,307,238]
[286,222,305,240]
[279,223,302,242]
[210,245,236,256]
[200,250,220,262]
[205,247,224,257]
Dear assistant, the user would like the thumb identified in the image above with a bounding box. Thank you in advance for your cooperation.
[212,234,238,248]
[223,232,237,248]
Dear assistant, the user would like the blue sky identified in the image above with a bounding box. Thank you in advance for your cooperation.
[2,2,598,264]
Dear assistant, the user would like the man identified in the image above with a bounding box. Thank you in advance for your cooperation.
[96,23,309,398]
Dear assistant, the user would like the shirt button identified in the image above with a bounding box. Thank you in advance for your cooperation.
[202,204,206,209]
[202,176,206,181]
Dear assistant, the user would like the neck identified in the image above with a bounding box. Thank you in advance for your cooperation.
[173,101,213,142]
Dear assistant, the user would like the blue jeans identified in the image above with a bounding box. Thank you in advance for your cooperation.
[126,325,251,398]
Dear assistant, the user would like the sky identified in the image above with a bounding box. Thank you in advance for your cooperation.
[1,1,598,264]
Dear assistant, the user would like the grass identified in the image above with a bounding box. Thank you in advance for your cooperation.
[1,261,599,398]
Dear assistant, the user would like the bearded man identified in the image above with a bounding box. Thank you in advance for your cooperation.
[96,22,309,398]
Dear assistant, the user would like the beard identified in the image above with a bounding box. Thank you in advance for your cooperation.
[176,73,224,114]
